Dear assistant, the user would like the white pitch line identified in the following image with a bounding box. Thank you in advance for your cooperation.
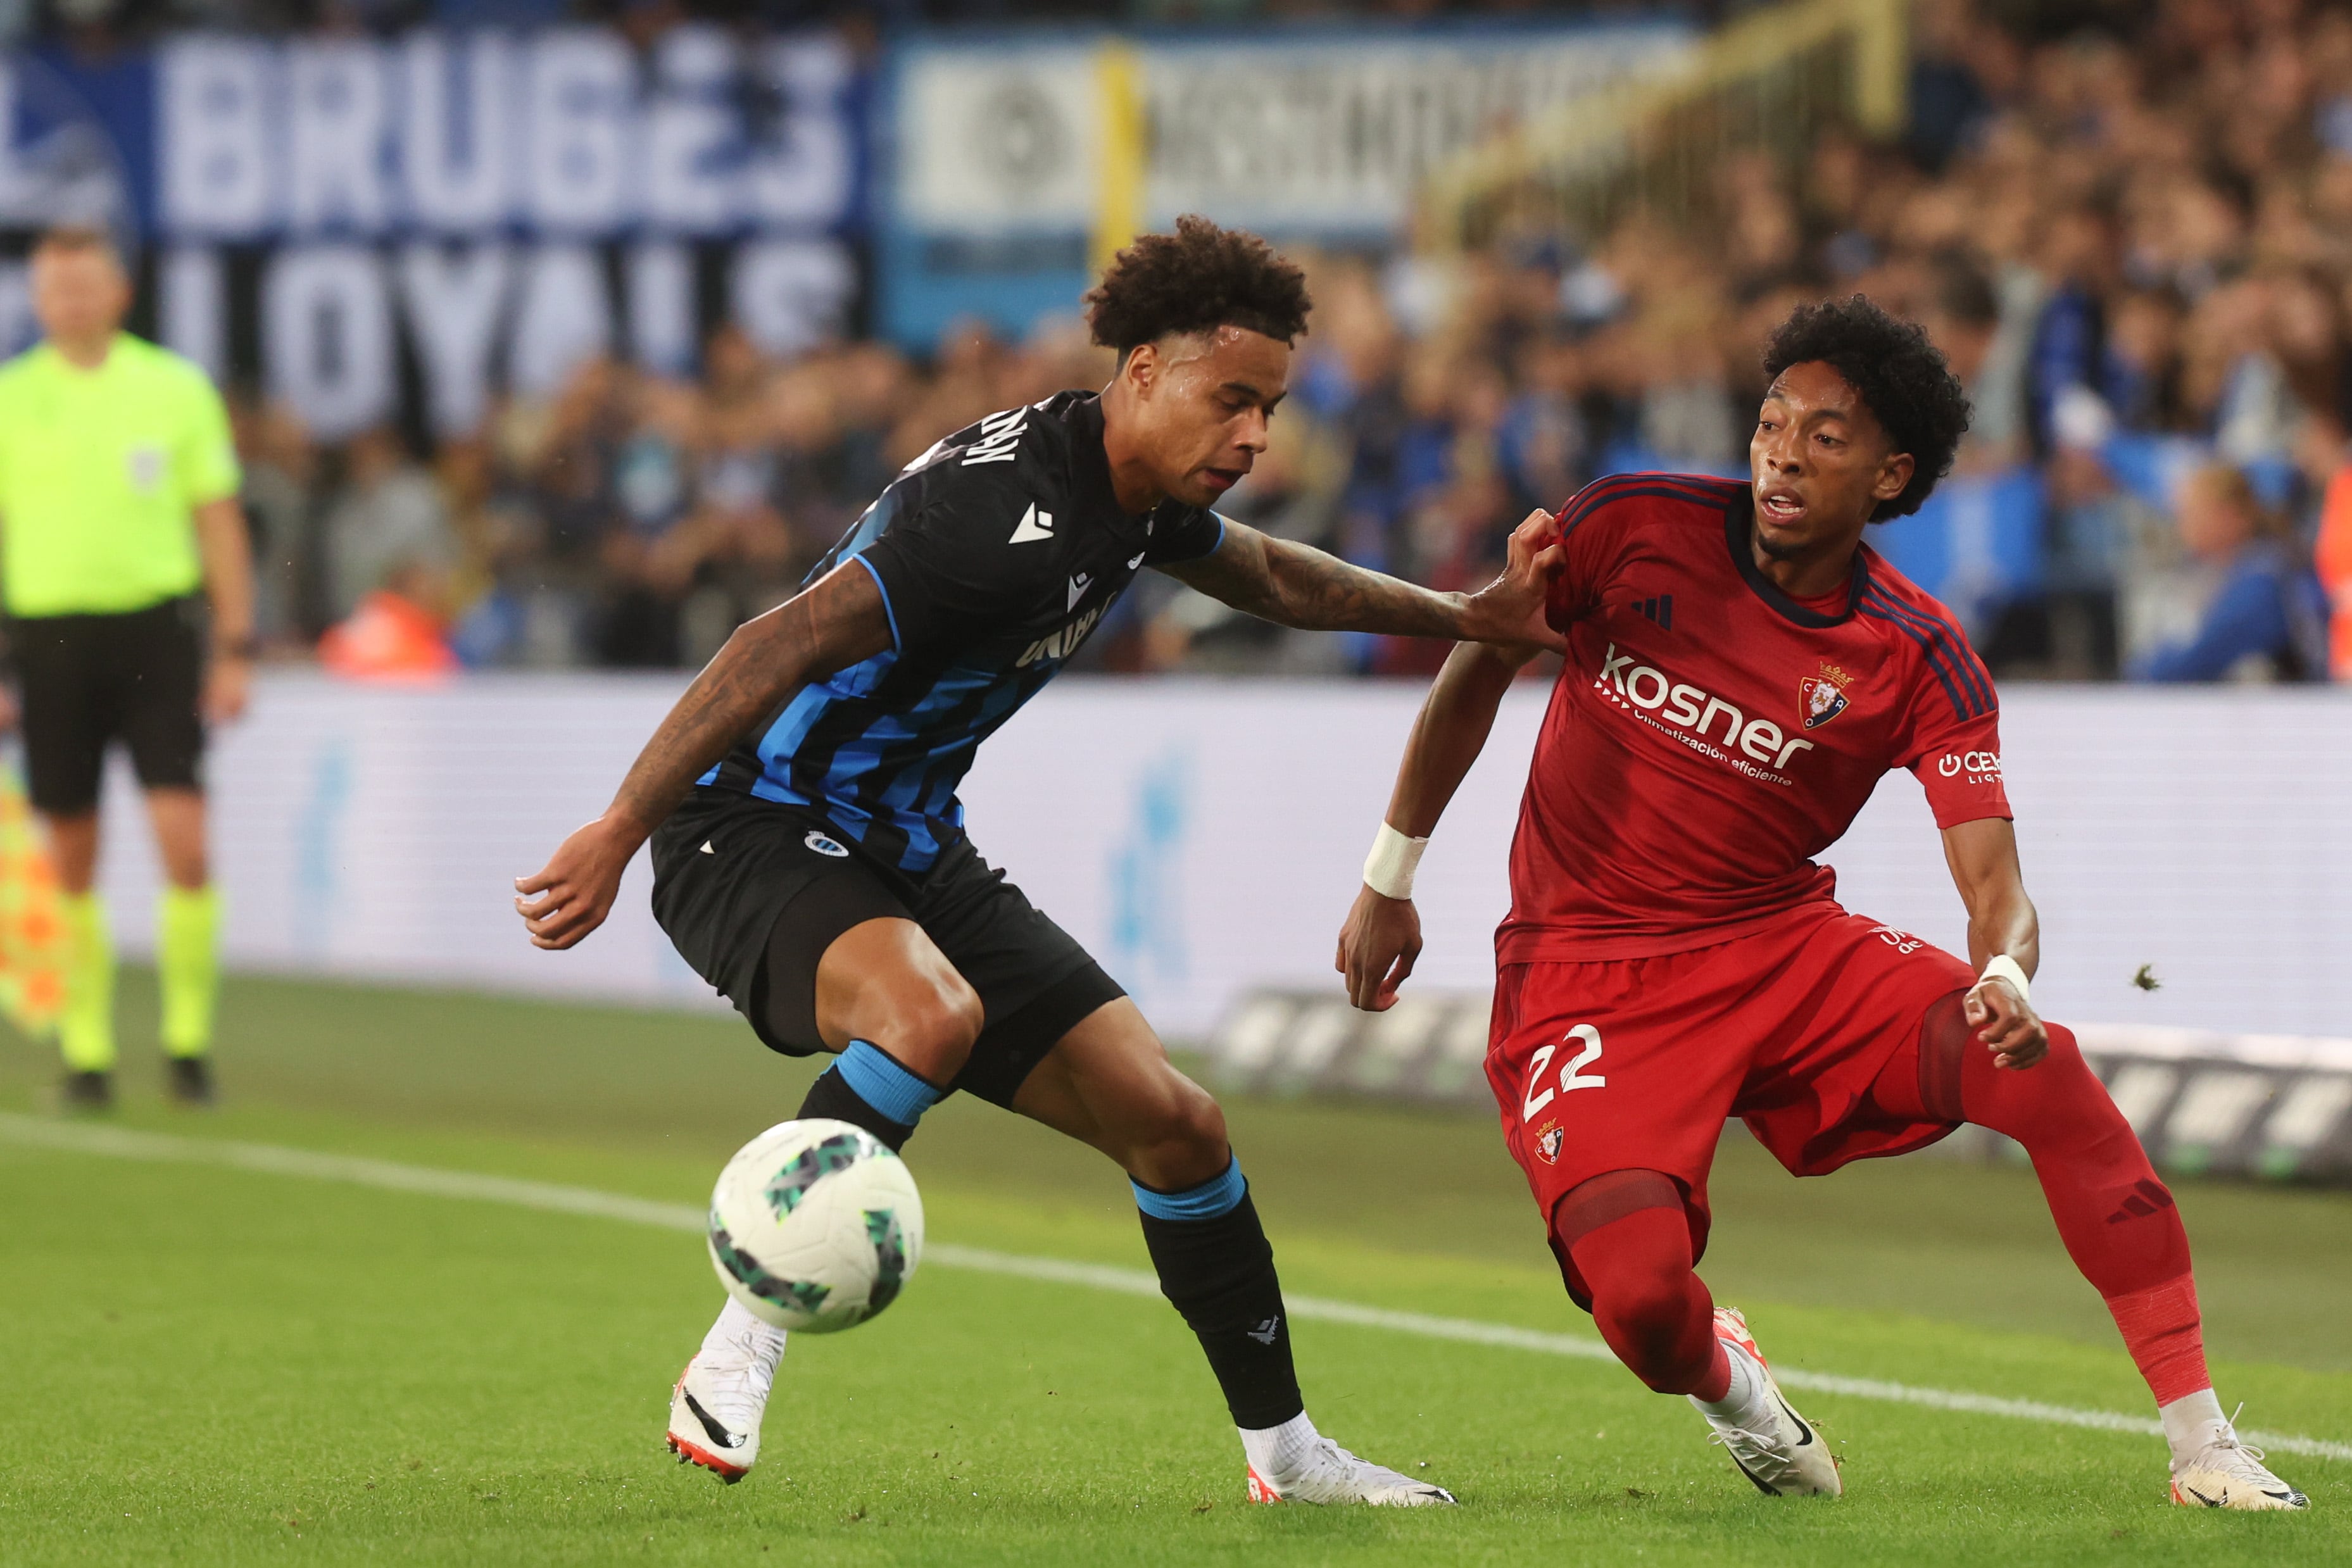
[4,1112,2346,1466]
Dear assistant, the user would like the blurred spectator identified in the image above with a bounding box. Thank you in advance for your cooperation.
[2307,418,2352,679]
[1906,0,1997,172]
[321,427,458,625]
[2130,465,2329,683]
[230,394,317,653]
[318,562,460,684]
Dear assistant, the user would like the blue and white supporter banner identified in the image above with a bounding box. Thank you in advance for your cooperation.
[154,31,858,241]
[0,29,869,437]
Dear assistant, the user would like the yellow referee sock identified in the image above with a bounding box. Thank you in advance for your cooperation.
[59,891,115,1074]
[159,885,221,1060]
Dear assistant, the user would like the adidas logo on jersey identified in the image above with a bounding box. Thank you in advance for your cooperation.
[1594,642,1816,779]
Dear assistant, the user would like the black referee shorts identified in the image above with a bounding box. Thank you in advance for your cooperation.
[650,787,1126,1110]
[11,596,205,815]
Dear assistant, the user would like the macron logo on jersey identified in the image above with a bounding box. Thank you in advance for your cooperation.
[1594,642,1816,782]
[1009,503,1055,543]
[963,406,1029,466]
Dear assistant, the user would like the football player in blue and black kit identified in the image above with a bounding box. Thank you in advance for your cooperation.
[516,218,1563,1505]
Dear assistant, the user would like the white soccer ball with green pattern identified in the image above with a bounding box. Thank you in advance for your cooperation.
[706,1118,924,1333]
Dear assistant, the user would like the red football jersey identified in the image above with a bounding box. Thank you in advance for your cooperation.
[1499,473,2011,963]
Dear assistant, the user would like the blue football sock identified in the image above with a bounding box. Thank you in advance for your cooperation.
[795,1041,944,1151]
[1132,1157,1248,1222]
[834,1039,945,1127]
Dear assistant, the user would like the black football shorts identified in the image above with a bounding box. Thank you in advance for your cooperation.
[11,596,205,814]
[650,786,1125,1110]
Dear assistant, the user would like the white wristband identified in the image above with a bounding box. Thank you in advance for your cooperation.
[1362,822,1430,901]
[1977,953,2031,1005]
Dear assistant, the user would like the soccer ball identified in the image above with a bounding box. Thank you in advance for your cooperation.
[705,1118,925,1333]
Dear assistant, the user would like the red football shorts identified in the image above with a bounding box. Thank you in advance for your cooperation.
[1485,903,1974,1305]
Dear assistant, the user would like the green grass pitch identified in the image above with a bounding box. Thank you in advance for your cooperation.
[1,971,2348,1566]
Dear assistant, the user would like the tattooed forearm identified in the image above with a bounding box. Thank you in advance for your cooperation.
[605,565,891,837]
[604,629,791,834]
[1259,536,1469,634]
[1166,524,1467,636]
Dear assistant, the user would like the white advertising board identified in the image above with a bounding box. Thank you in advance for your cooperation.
[896,44,1101,232]
[88,673,2352,1043]
[892,24,1694,238]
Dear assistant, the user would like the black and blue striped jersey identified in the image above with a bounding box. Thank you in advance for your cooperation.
[700,391,1226,873]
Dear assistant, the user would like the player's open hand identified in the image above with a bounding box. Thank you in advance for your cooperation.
[514,815,641,950]
[1459,510,1568,652]
[1337,883,1423,1011]
[1965,972,2047,1069]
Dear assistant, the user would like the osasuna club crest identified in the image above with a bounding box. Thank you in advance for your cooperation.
[1535,1122,1565,1165]
[1799,662,1854,730]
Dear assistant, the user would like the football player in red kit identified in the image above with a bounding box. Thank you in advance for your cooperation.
[1336,297,2307,1511]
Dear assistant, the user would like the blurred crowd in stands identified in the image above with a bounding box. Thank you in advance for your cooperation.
[227,0,2352,682]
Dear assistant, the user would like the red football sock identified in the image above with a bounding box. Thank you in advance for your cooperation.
[1558,1175,1726,1399]
[1880,1007,2211,1407]
[2104,1275,2212,1407]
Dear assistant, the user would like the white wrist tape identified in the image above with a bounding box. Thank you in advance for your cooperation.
[1977,953,2031,1005]
[1362,822,1430,901]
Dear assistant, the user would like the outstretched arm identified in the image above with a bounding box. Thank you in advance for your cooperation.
[1161,510,1565,649]
[1941,815,2048,1069]
[1335,639,1543,1009]
[513,562,892,950]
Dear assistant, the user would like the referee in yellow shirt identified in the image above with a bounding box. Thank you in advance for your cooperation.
[0,227,255,1108]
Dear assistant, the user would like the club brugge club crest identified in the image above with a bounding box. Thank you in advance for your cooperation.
[1535,1122,1565,1165]
[1799,662,1854,730]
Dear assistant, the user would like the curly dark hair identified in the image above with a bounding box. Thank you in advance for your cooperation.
[1085,215,1312,353]
[1761,295,1972,520]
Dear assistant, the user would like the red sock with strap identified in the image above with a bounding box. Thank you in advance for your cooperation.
[2104,1275,2211,1406]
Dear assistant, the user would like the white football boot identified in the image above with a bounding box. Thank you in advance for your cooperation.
[2171,1426,2310,1511]
[665,1298,787,1483]
[1242,1415,1457,1506]
[1693,1307,1841,1497]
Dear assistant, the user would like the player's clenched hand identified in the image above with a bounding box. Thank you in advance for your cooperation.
[204,656,251,725]
[1336,884,1423,1011]
[1965,972,2047,1069]
[1459,510,1568,652]
[514,815,642,950]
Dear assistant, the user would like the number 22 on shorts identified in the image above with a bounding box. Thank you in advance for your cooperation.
[1522,1024,1607,1121]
